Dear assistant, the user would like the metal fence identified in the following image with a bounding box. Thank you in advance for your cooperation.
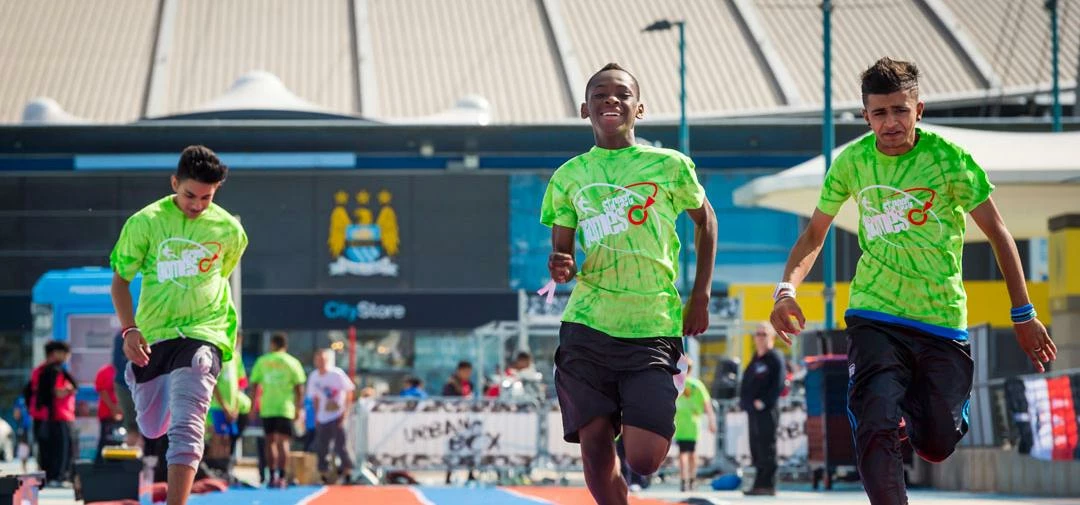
[348,396,808,483]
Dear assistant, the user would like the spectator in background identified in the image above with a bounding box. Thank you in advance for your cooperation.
[250,332,307,488]
[307,349,356,484]
[441,361,474,397]
[441,361,476,484]
[356,387,378,412]
[206,332,250,476]
[111,332,141,448]
[739,323,785,496]
[13,398,32,473]
[299,397,317,452]
[27,341,77,486]
[94,362,123,461]
[401,378,428,399]
[673,359,716,492]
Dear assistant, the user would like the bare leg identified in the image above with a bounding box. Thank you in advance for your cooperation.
[621,425,670,476]
[166,464,196,505]
[578,417,628,505]
[274,436,289,481]
[687,451,697,489]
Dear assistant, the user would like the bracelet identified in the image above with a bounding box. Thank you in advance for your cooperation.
[773,282,796,302]
[121,326,141,338]
[1010,304,1036,324]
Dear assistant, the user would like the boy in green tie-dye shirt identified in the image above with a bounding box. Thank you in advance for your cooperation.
[769,58,1054,505]
[541,63,717,504]
[111,145,247,505]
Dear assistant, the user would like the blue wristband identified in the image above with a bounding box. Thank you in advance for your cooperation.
[1010,303,1034,316]
[1011,304,1036,324]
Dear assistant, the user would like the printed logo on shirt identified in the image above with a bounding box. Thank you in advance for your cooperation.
[156,238,222,287]
[574,182,659,251]
[856,185,942,247]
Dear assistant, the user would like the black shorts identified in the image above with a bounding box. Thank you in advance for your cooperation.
[554,322,683,443]
[846,316,972,467]
[676,439,697,453]
[262,417,294,437]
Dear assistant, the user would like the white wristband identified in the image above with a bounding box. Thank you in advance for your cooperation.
[773,282,796,301]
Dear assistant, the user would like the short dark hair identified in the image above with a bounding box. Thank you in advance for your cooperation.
[176,145,228,184]
[456,361,472,370]
[44,340,70,355]
[585,62,640,99]
[515,351,532,362]
[861,57,919,105]
[270,332,288,350]
[407,377,423,388]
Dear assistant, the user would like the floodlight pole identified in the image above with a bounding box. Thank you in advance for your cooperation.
[1047,0,1062,132]
[822,0,836,331]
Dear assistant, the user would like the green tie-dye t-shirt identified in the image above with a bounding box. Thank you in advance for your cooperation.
[817,129,993,334]
[250,351,307,419]
[674,377,711,441]
[540,144,706,338]
[110,195,248,361]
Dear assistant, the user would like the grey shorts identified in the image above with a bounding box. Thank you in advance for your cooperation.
[125,337,222,470]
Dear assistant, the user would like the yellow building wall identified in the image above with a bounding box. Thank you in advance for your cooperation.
[727,281,1050,365]
[729,281,1051,329]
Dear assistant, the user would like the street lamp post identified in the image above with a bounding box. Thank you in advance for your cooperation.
[1046,0,1062,132]
[643,19,689,155]
[822,0,836,330]
[644,19,691,294]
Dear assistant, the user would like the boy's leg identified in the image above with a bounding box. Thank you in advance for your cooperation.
[846,318,914,505]
[619,367,677,476]
[164,343,221,504]
[903,336,973,463]
[125,361,171,440]
[578,416,628,505]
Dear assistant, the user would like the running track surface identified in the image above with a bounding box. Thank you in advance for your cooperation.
[187,485,675,505]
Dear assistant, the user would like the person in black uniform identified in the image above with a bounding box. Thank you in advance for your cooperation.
[739,323,785,496]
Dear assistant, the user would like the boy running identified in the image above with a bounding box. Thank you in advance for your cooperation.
[769,57,1055,505]
[111,145,248,505]
[541,63,717,505]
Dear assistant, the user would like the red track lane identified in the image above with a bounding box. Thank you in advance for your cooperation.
[504,486,673,505]
[308,485,427,504]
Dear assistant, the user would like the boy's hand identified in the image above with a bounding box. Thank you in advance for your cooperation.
[683,291,710,336]
[1014,318,1055,373]
[548,252,576,283]
[123,330,152,367]
[770,298,806,345]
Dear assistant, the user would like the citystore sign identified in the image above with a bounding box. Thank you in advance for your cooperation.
[324,300,406,321]
[242,292,518,330]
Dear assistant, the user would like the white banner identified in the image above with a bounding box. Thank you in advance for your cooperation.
[723,404,808,468]
[545,410,718,468]
[363,399,539,468]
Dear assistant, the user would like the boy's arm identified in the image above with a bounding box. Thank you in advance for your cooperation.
[112,273,151,367]
[770,209,836,343]
[683,198,717,336]
[970,197,1056,372]
[549,225,577,283]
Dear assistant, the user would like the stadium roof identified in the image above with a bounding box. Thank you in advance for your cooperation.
[732,123,1080,241]
[1,0,1077,124]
